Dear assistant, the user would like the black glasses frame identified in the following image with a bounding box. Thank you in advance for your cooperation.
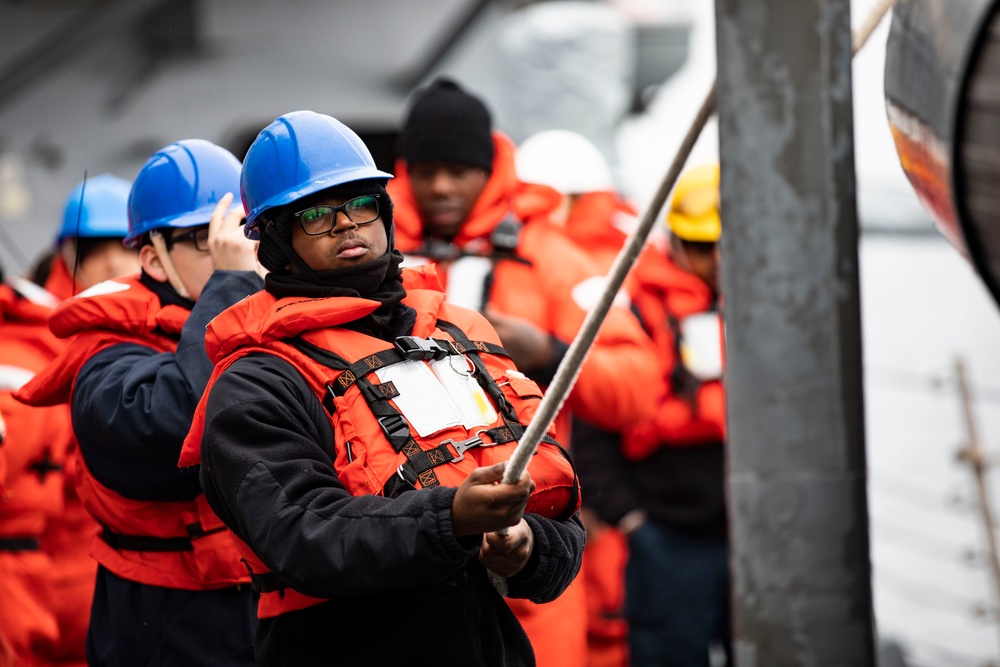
[293,195,381,236]
[169,226,210,252]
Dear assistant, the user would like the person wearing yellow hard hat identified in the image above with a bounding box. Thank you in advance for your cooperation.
[613,163,730,667]
[665,162,721,294]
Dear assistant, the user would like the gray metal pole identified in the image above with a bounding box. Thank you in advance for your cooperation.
[714,1,875,665]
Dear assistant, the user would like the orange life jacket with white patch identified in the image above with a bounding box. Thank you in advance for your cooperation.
[16,276,250,590]
[181,269,581,618]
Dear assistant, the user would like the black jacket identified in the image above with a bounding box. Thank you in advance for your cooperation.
[199,351,586,667]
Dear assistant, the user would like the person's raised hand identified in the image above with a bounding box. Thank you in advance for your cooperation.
[480,518,534,577]
[451,462,535,537]
[207,193,263,274]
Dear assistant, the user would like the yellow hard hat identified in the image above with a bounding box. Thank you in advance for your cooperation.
[666,163,721,242]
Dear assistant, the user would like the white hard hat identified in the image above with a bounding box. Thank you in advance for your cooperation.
[515,129,614,194]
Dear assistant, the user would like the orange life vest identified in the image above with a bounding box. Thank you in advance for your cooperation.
[0,281,72,663]
[625,250,726,459]
[16,276,250,590]
[181,269,581,619]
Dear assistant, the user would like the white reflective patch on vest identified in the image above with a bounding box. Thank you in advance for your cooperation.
[374,356,496,438]
[0,365,34,391]
[444,256,493,313]
[75,279,131,299]
[571,275,631,311]
[679,312,724,381]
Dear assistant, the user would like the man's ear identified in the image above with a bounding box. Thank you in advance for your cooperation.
[668,234,691,272]
[59,239,78,273]
[140,244,167,282]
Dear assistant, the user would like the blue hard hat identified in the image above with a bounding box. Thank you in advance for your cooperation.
[241,111,392,240]
[124,139,243,249]
[57,174,132,244]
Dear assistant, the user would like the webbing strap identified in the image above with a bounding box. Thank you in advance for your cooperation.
[0,537,40,552]
[328,338,507,398]
[241,560,286,595]
[328,349,410,397]
[382,439,452,499]
[381,422,532,499]
[437,337,509,359]
[98,523,225,553]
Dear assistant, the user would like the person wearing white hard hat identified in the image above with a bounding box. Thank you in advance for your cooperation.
[517,129,649,667]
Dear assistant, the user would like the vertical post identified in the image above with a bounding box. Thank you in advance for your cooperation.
[714,0,875,665]
[955,357,1000,653]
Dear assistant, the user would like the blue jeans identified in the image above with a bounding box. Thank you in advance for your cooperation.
[625,521,731,667]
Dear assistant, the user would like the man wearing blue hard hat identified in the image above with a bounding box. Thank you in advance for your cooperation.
[43,174,142,297]
[18,140,263,666]
[179,110,585,666]
[17,174,141,302]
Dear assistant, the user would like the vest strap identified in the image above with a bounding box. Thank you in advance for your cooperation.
[242,559,286,595]
[0,537,40,552]
[383,435,488,499]
[98,522,226,553]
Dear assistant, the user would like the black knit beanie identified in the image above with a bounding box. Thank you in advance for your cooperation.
[257,179,394,275]
[398,77,494,172]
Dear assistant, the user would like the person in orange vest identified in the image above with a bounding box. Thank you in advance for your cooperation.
[17,142,263,667]
[622,163,730,667]
[388,78,664,667]
[515,129,645,667]
[178,110,585,667]
[0,174,140,667]
[0,260,71,667]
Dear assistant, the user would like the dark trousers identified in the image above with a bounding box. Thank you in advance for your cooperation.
[625,521,731,667]
[86,566,257,667]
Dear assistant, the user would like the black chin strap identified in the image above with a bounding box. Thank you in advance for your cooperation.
[262,219,322,282]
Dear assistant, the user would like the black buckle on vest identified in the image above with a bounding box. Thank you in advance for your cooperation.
[378,414,410,441]
[0,537,40,552]
[394,336,450,361]
[396,463,419,488]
